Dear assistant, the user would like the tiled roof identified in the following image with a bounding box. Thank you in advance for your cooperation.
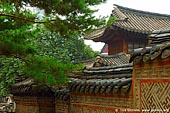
[85,4,170,40]
[70,78,132,94]
[55,64,132,97]
[82,63,132,79]
[92,53,130,67]
[84,26,114,41]
[112,5,170,33]
[10,78,34,95]
[55,89,70,101]
[130,42,170,64]
[80,59,95,68]
[10,78,54,96]
[56,53,133,95]
[83,63,132,75]
[83,53,132,86]
[149,30,170,45]
[84,27,107,40]
[71,53,133,94]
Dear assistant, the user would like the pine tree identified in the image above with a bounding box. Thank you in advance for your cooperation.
[0,0,109,95]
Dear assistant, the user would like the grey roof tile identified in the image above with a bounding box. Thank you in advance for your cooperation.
[90,53,130,68]
[149,30,170,45]
[70,78,132,94]
[85,5,170,40]
[55,89,70,101]
[83,63,132,76]
[112,5,170,33]
[130,42,170,64]
[10,78,54,96]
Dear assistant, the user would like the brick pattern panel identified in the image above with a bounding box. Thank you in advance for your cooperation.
[133,61,170,111]
[141,81,170,113]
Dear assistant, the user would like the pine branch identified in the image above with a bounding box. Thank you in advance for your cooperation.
[0,13,47,23]
[10,54,28,61]
[0,53,26,61]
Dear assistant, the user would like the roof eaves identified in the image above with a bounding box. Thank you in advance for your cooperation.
[84,27,106,40]
[112,23,150,34]
[114,4,170,19]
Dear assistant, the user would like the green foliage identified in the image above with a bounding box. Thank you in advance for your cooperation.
[0,3,38,56]
[24,55,66,86]
[24,55,82,86]
[0,3,38,96]
[34,31,99,63]
[1,0,108,38]
[107,16,116,26]
[0,56,23,96]
[0,0,108,95]
[22,30,96,87]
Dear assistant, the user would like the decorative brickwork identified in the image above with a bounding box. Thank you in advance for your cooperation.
[140,80,170,112]
[133,59,170,112]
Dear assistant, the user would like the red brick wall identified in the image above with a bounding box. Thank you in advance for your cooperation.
[55,99,69,113]
[14,96,55,113]
[70,89,134,113]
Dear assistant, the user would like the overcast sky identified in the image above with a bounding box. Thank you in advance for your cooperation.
[85,0,170,51]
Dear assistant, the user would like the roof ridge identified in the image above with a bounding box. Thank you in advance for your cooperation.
[113,4,170,18]
[99,52,127,58]
[113,7,128,20]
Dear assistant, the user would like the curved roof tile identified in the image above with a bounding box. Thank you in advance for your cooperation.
[55,89,70,101]
[130,30,170,64]
[70,78,132,94]
[112,5,170,33]
[10,78,54,96]
[85,4,170,40]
